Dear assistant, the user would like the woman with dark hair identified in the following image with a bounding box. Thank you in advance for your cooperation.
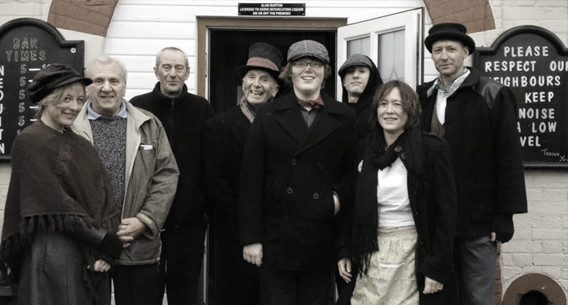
[337,80,457,305]
[0,64,123,305]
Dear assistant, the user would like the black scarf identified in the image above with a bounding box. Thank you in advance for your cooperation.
[352,128,422,275]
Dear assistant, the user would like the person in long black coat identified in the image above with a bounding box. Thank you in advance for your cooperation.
[239,40,357,305]
[203,42,283,305]
[418,23,527,305]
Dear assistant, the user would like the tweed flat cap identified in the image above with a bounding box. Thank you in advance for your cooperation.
[424,23,476,54]
[287,40,330,64]
[28,63,92,104]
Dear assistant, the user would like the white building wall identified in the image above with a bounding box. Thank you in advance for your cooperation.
[0,0,49,25]
[106,0,430,100]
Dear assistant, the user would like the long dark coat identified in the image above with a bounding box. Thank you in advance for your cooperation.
[204,106,251,224]
[239,91,357,271]
[417,68,527,237]
[203,106,262,305]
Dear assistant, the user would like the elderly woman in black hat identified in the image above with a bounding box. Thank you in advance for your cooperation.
[203,42,282,305]
[0,64,123,305]
[238,40,357,305]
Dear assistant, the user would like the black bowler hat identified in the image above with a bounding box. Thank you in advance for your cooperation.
[424,23,476,54]
[237,43,283,81]
[27,63,92,104]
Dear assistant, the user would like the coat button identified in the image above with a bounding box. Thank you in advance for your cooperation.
[312,193,320,200]
[291,159,297,165]
[317,163,324,169]
[395,146,402,153]
[286,187,294,194]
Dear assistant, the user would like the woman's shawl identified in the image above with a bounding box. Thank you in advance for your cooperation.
[0,123,120,285]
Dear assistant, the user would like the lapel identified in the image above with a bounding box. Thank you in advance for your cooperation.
[273,92,343,156]
[273,93,309,144]
[231,107,251,150]
[419,81,436,131]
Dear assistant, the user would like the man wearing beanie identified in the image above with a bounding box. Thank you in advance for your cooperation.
[239,40,357,305]
[417,23,527,305]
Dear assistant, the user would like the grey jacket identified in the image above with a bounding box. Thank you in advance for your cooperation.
[72,100,179,265]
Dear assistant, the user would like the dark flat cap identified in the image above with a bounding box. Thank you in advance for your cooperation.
[28,63,92,104]
[338,54,375,78]
[424,23,476,54]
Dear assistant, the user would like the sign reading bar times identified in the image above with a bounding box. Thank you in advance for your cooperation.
[0,18,85,160]
[239,3,306,16]
[474,26,568,168]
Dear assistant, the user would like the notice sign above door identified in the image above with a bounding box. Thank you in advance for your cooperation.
[238,3,305,16]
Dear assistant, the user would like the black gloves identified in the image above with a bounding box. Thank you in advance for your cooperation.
[98,232,123,259]
[492,214,514,243]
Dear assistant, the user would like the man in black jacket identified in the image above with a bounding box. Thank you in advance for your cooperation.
[203,42,283,305]
[131,46,214,305]
[239,40,357,305]
[417,23,528,305]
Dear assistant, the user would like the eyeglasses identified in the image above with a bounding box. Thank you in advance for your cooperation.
[293,61,324,69]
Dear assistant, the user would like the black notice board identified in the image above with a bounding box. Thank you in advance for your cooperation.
[0,18,85,161]
[474,26,568,168]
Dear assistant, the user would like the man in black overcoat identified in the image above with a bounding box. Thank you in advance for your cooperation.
[203,42,283,305]
[417,23,528,305]
[239,40,357,305]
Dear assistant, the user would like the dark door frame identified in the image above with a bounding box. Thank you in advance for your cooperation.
[197,17,348,113]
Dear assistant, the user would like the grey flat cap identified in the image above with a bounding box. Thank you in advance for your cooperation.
[287,40,330,64]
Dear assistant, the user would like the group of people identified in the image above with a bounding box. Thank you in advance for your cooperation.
[0,22,526,305]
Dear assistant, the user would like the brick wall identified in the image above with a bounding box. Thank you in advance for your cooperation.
[502,169,568,295]
[480,1,568,300]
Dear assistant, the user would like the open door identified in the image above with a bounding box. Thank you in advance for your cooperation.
[336,8,424,99]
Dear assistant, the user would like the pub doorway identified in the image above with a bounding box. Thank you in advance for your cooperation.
[197,17,348,115]
[208,29,337,114]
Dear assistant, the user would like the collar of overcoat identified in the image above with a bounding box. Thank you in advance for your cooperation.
[234,107,252,149]
[272,91,345,157]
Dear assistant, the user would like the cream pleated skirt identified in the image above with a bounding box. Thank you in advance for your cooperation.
[351,226,419,305]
